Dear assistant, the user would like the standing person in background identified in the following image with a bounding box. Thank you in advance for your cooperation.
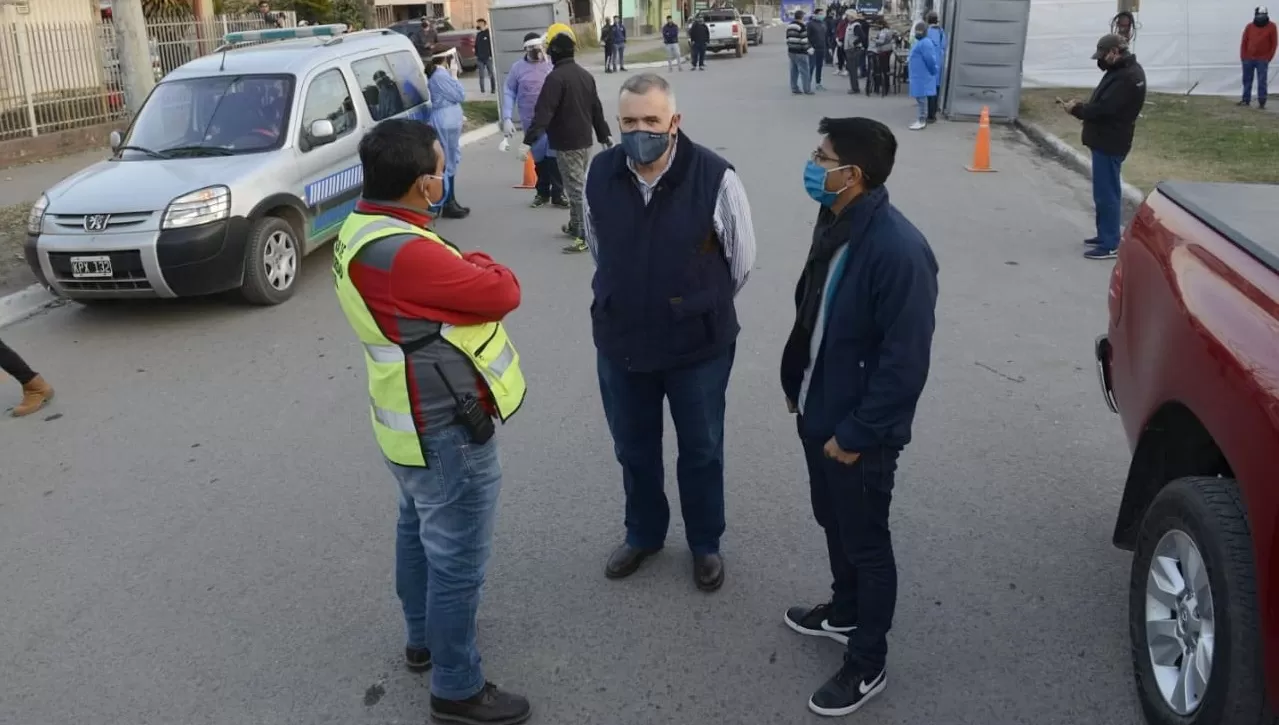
[808,8,829,90]
[257,1,283,27]
[843,11,867,94]
[412,16,438,57]
[663,15,683,71]
[523,29,613,253]
[825,7,839,66]
[585,73,756,593]
[907,22,938,130]
[1062,33,1146,260]
[612,16,628,72]
[333,119,531,725]
[502,33,565,209]
[474,18,495,95]
[788,10,815,95]
[690,15,710,70]
[602,18,617,72]
[1241,5,1276,109]
[425,58,470,219]
[782,116,938,719]
[1,339,53,418]
[835,11,850,76]
[871,19,896,96]
[925,12,947,121]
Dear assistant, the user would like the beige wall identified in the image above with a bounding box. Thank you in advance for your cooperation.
[0,0,106,111]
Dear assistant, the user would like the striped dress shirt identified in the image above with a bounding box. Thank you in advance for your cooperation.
[582,139,757,294]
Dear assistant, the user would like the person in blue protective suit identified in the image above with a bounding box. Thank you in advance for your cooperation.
[925,11,947,122]
[906,23,938,131]
[501,33,566,208]
[425,57,470,219]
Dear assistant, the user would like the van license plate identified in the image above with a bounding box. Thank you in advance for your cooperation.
[70,256,113,279]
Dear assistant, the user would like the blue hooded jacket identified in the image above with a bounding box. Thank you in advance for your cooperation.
[908,35,939,98]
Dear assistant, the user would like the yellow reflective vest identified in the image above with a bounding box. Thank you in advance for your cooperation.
[333,212,527,466]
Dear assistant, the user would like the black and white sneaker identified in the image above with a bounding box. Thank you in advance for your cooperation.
[784,603,857,645]
[808,663,887,717]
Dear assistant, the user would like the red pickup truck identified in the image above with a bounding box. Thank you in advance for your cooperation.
[1095,181,1279,725]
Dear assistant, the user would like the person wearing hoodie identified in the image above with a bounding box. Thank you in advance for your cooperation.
[925,12,947,121]
[523,29,613,253]
[1241,5,1277,108]
[1,339,53,417]
[906,23,938,130]
[808,9,829,90]
[502,32,565,209]
[662,15,683,71]
[424,58,470,219]
[689,15,710,70]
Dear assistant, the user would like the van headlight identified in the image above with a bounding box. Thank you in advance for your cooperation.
[27,194,48,235]
[162,186,231,230]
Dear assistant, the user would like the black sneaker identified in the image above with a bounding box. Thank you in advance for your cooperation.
[808,663,887,717]
[405,645,432,672]
[529,195,548,208]
[430,682,531,725]
[551,197,570,209]
[1084,247,1118,260]
[1083,237,1100,246]
[1238,99,1251,106]
[784,603,857,645]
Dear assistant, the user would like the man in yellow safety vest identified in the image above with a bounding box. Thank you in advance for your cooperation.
[333,119,531,725]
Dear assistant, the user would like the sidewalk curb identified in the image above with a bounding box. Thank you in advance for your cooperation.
[0,122,503,330]
[1015,119,1146,207]
[582,55,692,72]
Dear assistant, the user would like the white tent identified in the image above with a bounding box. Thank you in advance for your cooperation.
[1023,0,1271,95]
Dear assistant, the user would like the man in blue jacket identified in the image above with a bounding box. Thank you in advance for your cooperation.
[781,116,938,718]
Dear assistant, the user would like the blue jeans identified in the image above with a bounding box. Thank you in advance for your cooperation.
[1243,59,1269,105]
[1090,148,1125,252]
[801,434,899,671]
[613,44,626,68]
[914,96,928,122]
[476,57,495,93]
[388,424,503,701]
[789,53,812,93]
[597,345,736,556]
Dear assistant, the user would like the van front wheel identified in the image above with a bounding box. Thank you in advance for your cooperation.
[240,216,300,306]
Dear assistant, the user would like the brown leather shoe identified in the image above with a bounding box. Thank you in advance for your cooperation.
[430,681,530,725]
[694,553,724,592]
[604,543,660,579]
[12,375,53,417]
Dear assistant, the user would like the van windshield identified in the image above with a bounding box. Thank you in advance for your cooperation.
[120,74,294,159]
[703,10,737,21]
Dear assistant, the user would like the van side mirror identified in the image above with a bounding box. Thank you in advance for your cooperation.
[308,119,336,148]
[109,130,123,151]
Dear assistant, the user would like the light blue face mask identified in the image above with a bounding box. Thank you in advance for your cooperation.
[803,159,851,207]
[422,174,449,215]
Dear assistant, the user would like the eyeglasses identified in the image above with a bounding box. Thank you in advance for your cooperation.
[810,148,840,164]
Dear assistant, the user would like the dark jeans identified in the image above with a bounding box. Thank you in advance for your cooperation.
[604,44,615,70]
[535,156,564,200]
[811,50,825,84]
[927,92,939,119]
[801,434,899,671]
[1091,148,1125,251]
[873,51,892,94]
[847,48,865,91]
[1243,59,1269,105]
[0,338,36,385]
[691,41,707,67]
[597,345,736,556]
[475,57,495,93]
[836,45,846,71]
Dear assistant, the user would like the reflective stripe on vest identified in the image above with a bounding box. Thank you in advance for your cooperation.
[333,211,527,466]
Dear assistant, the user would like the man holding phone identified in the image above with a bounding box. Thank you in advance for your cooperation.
[1059,33,1146,261]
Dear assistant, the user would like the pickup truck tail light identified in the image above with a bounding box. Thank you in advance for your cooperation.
[732,23,740,34]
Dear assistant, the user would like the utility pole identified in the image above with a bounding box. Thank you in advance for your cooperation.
[113,0,156,117]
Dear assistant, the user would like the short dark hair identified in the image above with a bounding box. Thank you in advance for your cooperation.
[818,116,896,188]
[523,31,540,42]
[794,9,805,19]
[476,18,486,24]
[926,11,939,23]
[359,119,441,201]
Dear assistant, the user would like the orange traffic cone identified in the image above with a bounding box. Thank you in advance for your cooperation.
[514,152,537,189]
[965,106,996,172]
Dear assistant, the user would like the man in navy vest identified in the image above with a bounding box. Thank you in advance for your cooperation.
[583,73,756,592]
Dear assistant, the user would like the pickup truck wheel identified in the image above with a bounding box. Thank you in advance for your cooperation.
[239,216,300,306]
[1129,476,1272,725]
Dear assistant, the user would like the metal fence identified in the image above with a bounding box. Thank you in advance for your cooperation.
[0,12,292,142]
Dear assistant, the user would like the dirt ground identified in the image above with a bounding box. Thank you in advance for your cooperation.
[1020,87,1279,192]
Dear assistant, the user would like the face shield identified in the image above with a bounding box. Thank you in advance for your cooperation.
[523,38,545,60]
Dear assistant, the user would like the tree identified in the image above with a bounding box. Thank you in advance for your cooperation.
[142,0,193,17]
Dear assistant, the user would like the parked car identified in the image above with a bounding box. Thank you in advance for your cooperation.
[1095,180,1279,725]
[24,25,433,307]
[387,18,478,71]
[690,8,749,57]
[741,13,764,45]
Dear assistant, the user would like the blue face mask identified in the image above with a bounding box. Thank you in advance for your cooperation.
[421,174,449,215]
[620,127,673,166]
[803,159,851,207]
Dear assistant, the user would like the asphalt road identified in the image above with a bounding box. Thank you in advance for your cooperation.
[1,42,1145,725]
